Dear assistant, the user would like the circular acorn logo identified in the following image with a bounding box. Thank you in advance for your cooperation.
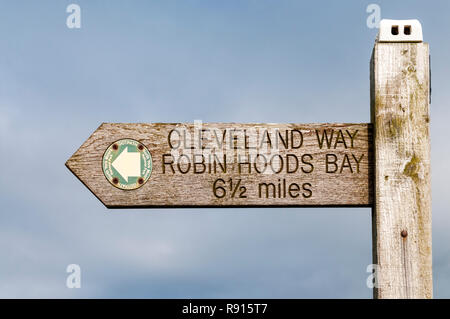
[102,139,152,190]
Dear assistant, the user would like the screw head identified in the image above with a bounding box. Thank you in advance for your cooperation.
[138,144,144,151]
[112,143,119,150]
[401,230,408,238]
[112,177,119,184]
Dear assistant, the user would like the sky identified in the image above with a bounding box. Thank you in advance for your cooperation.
[0,0,449,298]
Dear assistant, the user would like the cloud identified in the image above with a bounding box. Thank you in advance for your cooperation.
[0,0,449,298]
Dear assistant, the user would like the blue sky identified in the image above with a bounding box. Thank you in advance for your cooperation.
[0,0,449,298]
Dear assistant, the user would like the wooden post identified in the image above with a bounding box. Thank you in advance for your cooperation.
[371,42,432,298]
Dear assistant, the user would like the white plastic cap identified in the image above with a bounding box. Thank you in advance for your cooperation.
[377,19,423,43]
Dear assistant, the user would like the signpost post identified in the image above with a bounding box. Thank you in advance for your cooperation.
[371,21,432,298]
[66,20,432,298]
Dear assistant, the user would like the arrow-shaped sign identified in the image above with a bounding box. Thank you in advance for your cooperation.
[65,123,373,208]
[112,146,141,182]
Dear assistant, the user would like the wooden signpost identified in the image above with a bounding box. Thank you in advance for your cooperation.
[66,123,372,208]
[66,20,432,299]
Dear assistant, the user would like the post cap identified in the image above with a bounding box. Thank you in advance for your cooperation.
[377,19,423,43]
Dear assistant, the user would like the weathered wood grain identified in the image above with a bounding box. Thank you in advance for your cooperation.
[66,123,373,207]
[371,43,432,298]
